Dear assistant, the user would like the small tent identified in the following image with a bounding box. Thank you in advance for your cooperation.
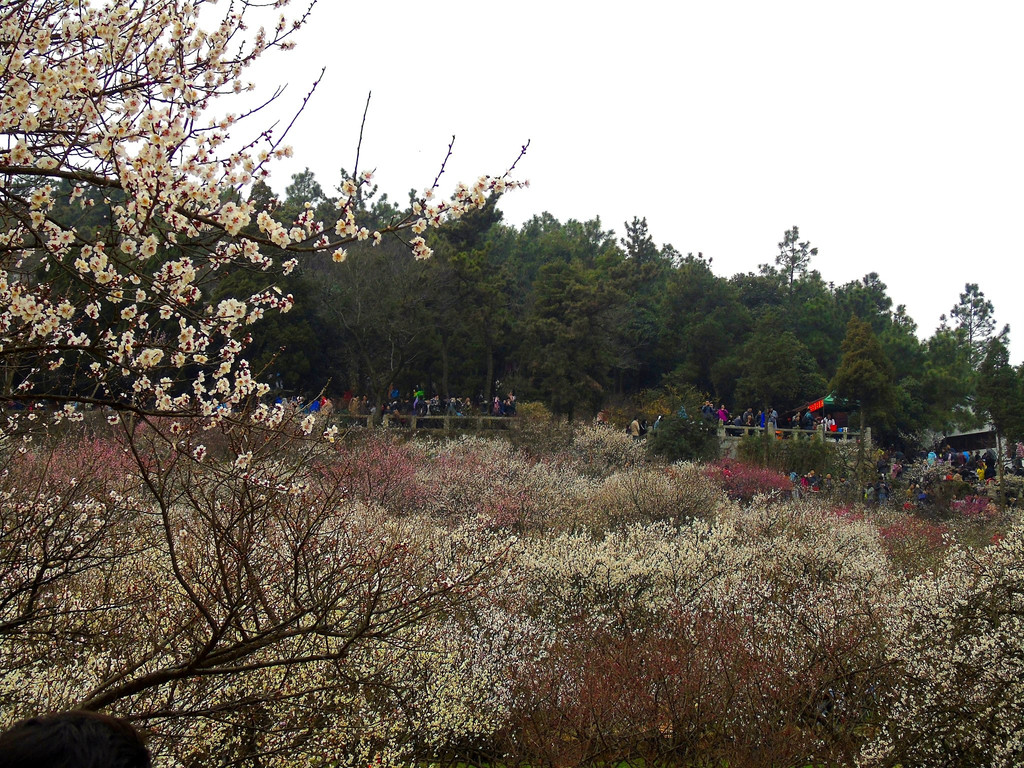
[801,392,858,429]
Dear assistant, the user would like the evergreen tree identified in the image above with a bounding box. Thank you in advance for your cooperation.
[613,217,672,391]
[425,197,508,401]
[787,270,843,376]
[835,273,893,335]
[879,304,930,444]
[661,254,749,398]
[950,283,997,369]
[734,321,827,416]
[977,334,1024,494]
[921,318,976,432]
[522,258,621,420]
[830,316,897,438]
[621,216,659,264]
[775,226,818,302]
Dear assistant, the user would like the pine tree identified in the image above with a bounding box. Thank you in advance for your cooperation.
[950,283,997,368]
[977,334,1024,499]
[831,316,896,474]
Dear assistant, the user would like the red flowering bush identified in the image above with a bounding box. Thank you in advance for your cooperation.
[703,459,792,504]
[830,504,866,523]
[878,515,951,572]
[324,432,430,515]
[950,495,999,522]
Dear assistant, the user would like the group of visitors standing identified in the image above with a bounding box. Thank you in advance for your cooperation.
[700,400,843,435]
[701,401,789,432]
[329,387,517,420]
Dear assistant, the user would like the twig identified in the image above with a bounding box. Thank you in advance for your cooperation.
[430,135,456,191]
[502,139,530,178]
[352,91,372,183]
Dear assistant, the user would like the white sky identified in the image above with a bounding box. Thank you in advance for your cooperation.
[241,0,1024,363]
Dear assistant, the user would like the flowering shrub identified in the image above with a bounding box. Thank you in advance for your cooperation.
[326,432,430,516]
[828,503,866,523]
[866,527,1024,767]
[950,494,1000,521]
[703,458,792,504]
[507,401,573,457]
[566,422,645,475]
[5,414,1023,766]
[585,463,724,530]
[876,514,951,573]
[0,436,142,652]
[0,0,524,490]
[0,428,502,766]
[490,501,892,768]
[420,437,599,532]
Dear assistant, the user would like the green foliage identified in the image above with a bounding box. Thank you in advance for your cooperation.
[507,400,573,456]
[921,322,976,432]
[977,335,1024,444]
[790,272,845,374]
[223,188,1013,445]
[949,282,996,368]
[645,414,720,463]
[622,379,706,423]
[737,431,846,477]
[733,320,828,414]
[425,198,514,401]
[831,316,896,431]
[610,216,674,391]
[659,253,750,398]
[775,225,818,300]
[521,258,621,419]
[835,272,893,335]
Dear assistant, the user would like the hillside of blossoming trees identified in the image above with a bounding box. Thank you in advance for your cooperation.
[1,416,1023,766]
[2,2,1023,766]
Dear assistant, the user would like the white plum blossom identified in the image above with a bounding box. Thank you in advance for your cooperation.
[136,348,165,368]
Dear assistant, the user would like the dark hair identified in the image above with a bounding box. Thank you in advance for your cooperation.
[0,711,150,768]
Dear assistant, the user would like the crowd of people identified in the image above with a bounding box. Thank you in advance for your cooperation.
[699,400,843,436]
[787,468,896,505]
[905,443,1023,507]
[315,387,518,422]
[784,443,1023,509]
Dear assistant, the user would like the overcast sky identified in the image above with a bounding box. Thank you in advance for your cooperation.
[242,1,1023,363]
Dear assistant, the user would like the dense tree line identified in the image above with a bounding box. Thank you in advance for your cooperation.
[21,167,1022,451]
[248,169,1022,448]
[17,169,1017,451]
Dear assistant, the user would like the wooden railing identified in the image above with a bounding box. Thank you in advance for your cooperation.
[717,424,865,442]
[331,413,515,432]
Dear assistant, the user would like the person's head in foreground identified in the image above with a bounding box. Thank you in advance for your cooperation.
[0,710,150,768]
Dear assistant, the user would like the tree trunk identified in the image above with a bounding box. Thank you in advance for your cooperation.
[856,409,867,483]
[439,334,450,400]
[483,342,494,407]
[996,432,1005,509]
